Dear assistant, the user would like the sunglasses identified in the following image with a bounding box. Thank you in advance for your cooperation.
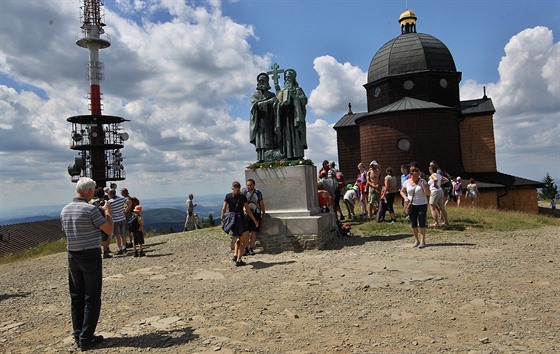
[410,169,419,173]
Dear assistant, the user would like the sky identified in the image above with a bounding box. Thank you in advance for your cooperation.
[0,0,559,214]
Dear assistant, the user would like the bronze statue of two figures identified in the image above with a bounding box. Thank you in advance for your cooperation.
[250,64,308,162]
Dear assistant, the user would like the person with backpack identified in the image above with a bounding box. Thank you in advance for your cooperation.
[243,179,266,256]
[121,188,139,248]
[221,181,259,267]
[128,205,145,257]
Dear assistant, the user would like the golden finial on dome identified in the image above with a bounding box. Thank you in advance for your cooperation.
[399,9,417,34]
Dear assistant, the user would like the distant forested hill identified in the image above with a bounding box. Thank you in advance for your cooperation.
[143,208,218,233]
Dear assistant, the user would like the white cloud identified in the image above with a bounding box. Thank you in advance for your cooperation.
[308,55,367,116]
[305,118,338,159]
[460,26,560,181]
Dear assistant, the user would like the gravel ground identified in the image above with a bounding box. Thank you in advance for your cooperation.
[1,225,559,354]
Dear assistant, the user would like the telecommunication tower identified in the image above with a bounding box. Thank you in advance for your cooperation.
[67,0,129,186]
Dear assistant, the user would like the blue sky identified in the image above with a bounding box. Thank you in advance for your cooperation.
[0,0,559,214]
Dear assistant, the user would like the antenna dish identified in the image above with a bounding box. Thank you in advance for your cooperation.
[72,132,83,142]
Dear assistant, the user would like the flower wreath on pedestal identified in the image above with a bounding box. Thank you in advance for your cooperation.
[247,158,314,170]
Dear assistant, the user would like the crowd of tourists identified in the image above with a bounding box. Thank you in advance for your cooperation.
[316,159,482,246]
[88,183,144,258]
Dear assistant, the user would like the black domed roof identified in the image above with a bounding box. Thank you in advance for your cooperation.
[368,32,457,83]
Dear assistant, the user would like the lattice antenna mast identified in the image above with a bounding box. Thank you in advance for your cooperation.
[67,0,129,186]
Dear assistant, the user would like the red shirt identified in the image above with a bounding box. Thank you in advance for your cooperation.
[317,190,331,208]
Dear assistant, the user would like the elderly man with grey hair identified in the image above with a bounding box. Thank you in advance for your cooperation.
[61,177,113,350]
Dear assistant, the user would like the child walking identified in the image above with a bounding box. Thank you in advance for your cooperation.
[129,205,146,257]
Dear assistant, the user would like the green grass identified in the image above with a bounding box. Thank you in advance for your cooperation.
[0,238,68,265]
[1,209,558,265]
[352,205,560,236]
[0,231,160,265]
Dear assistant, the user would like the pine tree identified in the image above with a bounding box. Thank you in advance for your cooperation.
[539,172,558,200]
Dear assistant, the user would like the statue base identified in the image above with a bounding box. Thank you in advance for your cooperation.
[245,165,336,252]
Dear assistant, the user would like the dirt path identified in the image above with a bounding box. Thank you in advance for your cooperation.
[1,226,559,353]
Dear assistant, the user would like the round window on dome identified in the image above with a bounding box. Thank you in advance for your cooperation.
[403,80,414,90]
[374,87,381,97]
[440,78,448,88]
[397,138,411,152]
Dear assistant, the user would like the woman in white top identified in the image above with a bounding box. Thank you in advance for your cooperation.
[428,164,449,227]
[399,167,431,248]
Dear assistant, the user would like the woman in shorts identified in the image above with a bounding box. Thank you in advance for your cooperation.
[400,167,431,248]
[428,164,449,227]
[221,181,259,267]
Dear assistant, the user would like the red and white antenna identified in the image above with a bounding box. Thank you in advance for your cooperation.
[76,0,110,116]
[67,0,129,186]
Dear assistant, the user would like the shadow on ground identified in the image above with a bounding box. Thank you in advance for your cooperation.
[324,233,412,250]
[143,241,167,248]
[102,327,198,349]
[249,260,296,270]
[0,291,31,301]
[426,242,476,247]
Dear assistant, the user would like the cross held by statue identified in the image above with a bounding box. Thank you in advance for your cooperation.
[267,63,284,93]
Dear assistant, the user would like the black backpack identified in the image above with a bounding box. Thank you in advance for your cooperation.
[127,213,141,232]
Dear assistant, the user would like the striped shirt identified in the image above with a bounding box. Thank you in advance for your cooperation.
[61,197,107,251]
[108,195,127,222]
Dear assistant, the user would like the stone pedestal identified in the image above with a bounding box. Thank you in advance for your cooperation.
[245,165,336,252]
